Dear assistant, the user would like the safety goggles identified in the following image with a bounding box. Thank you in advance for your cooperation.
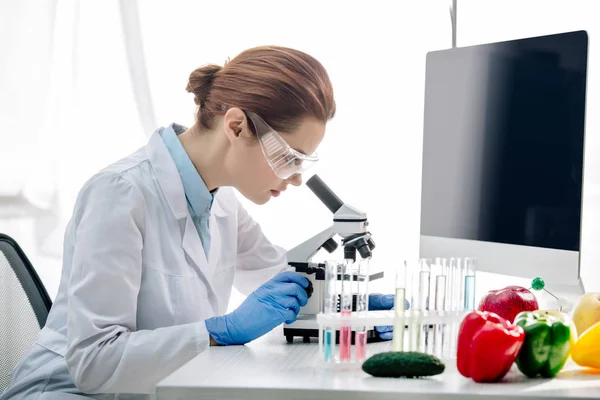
[244,110,319,180]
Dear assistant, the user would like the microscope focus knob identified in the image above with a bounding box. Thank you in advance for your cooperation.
[305,280,314,299]
[322,238,338,253]
[367,237,376,250]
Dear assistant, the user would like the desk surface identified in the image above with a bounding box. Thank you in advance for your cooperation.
[156,328,600,400]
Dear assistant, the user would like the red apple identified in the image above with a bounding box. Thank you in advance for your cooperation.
[478,286,539,322]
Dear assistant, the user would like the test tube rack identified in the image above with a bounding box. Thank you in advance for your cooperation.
[317,257,477,365]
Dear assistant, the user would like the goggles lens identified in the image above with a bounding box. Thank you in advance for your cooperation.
[245,111,318,179]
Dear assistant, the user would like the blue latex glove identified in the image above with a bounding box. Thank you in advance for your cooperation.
[205,271,309,345]
[369,293,410,341]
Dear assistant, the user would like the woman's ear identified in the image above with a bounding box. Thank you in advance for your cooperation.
[223,107,253,142]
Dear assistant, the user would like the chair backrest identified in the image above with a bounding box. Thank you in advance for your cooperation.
[0,233,52,393]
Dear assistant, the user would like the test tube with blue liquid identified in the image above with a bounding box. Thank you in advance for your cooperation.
[463,258,476,310]
[323,260,338,362]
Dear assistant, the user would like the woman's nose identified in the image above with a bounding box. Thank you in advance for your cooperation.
[288,174,302,186]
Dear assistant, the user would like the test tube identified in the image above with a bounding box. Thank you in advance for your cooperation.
[448,257,460,313]
[407,260,419,351]
[433,258,448,358]
[447,257,460,359]
[392,261,408,351]
[463,258,476,310]
[323,260,338,362]
[354,258,370,361]
[409,259,430,352]
[339,259,353,361]
[419,259,431,352]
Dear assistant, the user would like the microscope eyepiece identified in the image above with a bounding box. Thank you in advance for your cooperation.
[306,175,344,214]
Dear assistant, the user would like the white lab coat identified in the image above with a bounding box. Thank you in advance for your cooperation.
[1,131,287,400]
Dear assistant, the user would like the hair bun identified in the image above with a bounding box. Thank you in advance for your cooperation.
[186,64,222,106]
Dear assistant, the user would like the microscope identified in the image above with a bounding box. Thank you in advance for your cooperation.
[284,175,383,343]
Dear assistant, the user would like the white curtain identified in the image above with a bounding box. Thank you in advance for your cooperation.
[119,0,157,136]
[0,0,62,294]
[0,0,148,298]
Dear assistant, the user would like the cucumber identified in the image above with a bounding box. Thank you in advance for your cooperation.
[362,351,445,378]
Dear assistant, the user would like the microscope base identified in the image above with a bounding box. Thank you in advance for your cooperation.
[283,315,383,344]
[283,327,381,344]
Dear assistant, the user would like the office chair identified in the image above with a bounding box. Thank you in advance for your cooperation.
[0,233,52,393]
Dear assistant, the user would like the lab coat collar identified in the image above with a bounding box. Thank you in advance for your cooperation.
[160,123,215,219]
[146,129,223,311]
[146,130,226,219]
[147,130,188,219]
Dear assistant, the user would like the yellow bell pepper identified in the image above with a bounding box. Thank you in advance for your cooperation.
[571,321,600,369]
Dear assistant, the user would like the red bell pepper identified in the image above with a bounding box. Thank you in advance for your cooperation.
[457,311,525,382]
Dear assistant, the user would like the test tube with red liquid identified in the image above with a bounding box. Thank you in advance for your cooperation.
[339,260,353,361]
[354,258,370,361]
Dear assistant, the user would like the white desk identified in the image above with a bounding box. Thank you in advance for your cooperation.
[156,328,600,400]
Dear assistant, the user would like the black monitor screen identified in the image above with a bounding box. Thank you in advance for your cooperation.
[420,31,587,252]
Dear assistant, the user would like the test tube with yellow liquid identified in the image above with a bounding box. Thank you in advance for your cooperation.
[392,261,408,351]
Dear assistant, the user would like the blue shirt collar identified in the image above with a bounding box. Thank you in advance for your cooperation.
[160,123,214,218]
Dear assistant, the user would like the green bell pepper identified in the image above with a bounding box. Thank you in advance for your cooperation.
[514,311,572,378]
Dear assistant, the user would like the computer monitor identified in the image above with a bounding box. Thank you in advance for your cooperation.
[419,31,588,298]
